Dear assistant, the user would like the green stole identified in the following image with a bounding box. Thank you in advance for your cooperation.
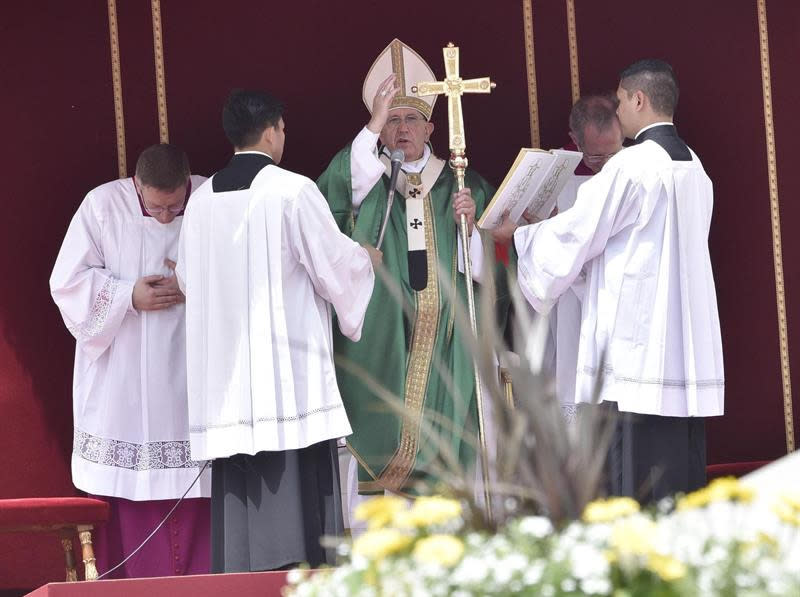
[317,144,504,494]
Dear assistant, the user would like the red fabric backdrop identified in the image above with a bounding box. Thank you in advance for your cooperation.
[0,0,797,590]
[0,1,117,590]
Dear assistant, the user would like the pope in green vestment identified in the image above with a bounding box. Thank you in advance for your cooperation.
[316,39,508,495]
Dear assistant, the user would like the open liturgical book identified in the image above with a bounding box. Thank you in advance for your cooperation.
[477,148,583,229]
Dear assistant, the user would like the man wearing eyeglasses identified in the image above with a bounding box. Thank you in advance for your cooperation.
[50,144,210,578]
[568,94,624,176]
[550,95,624,421]
[317,39,509,521]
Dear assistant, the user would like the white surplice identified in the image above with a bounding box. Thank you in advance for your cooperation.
[548,174,592,417]
[50,175,211,501]
[177,164,374,461]
[515,141,724,417]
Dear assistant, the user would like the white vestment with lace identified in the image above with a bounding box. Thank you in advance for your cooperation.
[50,176,211,500]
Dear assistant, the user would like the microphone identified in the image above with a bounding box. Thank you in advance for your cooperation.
[376,149,405,250]
[388,148,405,190]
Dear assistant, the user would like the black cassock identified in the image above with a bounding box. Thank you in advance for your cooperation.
[209,152,344,573]
[602,124,705,505]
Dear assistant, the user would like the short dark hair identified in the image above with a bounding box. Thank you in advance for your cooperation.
[134,143,190,190]
[619,59,679,117]
[569,94,620,146]
[222,89,284,149]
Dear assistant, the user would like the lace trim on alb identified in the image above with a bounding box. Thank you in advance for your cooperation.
[189,402,344,433]
[67,277,118,339]
[583,364,724,389]
[74,429,204,471]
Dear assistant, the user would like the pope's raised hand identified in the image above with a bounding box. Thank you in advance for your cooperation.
[368,74,400,134]
[452,188,476,234]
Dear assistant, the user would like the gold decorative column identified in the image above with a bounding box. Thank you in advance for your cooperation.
[757,0,794,452]
[107,0,127,177]
[565,0,580,104]
[522,0,541,147]
[151,0,169,143]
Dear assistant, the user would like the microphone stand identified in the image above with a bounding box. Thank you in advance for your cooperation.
[377,150,404,250]
[376,185,396,250]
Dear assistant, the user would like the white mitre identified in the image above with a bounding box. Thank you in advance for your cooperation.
[362,38,438,120]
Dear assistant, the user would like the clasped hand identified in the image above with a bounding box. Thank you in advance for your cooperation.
[132,259,184,311]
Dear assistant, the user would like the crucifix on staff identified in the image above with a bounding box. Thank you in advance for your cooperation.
[415,42,497,516]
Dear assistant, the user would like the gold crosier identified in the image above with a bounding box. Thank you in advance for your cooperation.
[414,43,495,517]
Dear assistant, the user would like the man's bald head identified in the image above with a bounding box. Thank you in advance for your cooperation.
[569,94,624,173]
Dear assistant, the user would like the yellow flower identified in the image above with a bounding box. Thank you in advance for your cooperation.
[609,516,656,557]
[741,532,779,557]
[779,491,800,511]
[676,488,711,511]
[677,477,754,511]
[353,495,408,529]
[412,534,465,567]
[582,497,640,523]
[676,477,756,510]
[705,477,755,503]
[352,528,413,561]
[647,553,687,582]
[390,508,416,529]
[402,496,462,528]
[773,492,800,527]
[757,531,779,548]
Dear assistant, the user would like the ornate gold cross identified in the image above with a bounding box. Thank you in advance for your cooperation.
[413,42,496,519]
[413,42,495,181]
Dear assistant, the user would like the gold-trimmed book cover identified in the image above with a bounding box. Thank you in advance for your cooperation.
[478,148,582,229]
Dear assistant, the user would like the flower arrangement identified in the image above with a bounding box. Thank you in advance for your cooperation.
[287,478,800,596]
[292,265,800,595]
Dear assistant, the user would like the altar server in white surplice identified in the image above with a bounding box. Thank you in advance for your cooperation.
[50,144,211,578]
[495,59,724,503]
[176,89,378,573]
[550,94,624,423]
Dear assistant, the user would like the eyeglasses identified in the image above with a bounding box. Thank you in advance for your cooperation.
[582,150,618,163]
[142,202,185,215]
[386,114,426,128]
[134,180,186,215]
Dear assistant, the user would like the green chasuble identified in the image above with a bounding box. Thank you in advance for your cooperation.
[317,143,509,495]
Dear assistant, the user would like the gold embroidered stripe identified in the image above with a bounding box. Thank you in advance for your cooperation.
[757,0,794,452]
[566,0,580,104]
[151,0,169,143]
[522,0,541,147]
[391,40,407,96]
[380,189,440,491]
[107,0,126,178]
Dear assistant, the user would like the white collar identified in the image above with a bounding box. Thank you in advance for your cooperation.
[234,150,274,160]
[383,144,431,174]
[634,121,674,139]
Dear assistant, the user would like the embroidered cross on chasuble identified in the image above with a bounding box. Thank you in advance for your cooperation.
[376,159,444,292]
